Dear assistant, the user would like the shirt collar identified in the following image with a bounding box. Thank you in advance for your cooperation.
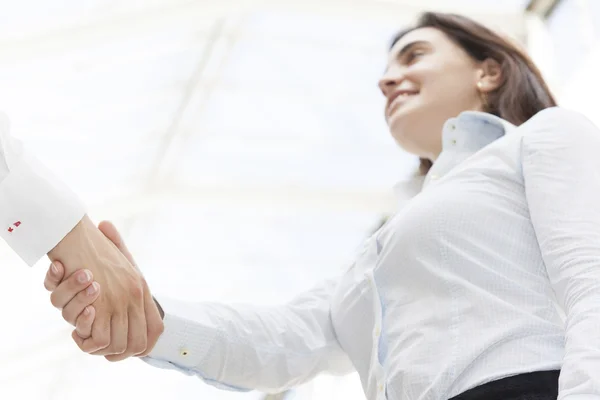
[393,111,515,201]
[441,111,515,153]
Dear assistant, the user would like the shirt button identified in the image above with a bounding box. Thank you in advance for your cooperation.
[378,383,384,392]
[430,174,439,180]
[449,123,456,131]
[180,349,190,357]
[374,326,381,336]
[450,138,457,145]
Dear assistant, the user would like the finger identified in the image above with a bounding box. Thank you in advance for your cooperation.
[105,303,147,362]
[50,270,94,309]
[80,311,111,354]
[44,261,65,291]
[137,286,164,357]
[72,329,85,350]
[61,282,100,325]
[98,221,135,266]
[75,306,96,339]
[91,313,128,356]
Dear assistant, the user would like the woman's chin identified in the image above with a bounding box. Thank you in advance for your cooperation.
[388,115,412,141]
[387,103,419,132]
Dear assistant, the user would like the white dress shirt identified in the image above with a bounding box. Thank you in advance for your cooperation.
[0,113,85,266]
[144,107,600,400]
[2,106,596,399]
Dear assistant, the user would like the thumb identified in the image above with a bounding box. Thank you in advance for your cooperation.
[98,220,136,267]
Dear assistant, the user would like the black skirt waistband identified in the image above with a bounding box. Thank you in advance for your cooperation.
[448,370,560,400]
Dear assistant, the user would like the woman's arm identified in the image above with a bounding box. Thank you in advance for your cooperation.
[45,221,354,394]
[522,107,600,399]
[144,278,353,394]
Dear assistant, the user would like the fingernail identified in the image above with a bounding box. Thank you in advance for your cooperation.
[83,306,90,316]
[51,263,59,275]
[78,270,92,284]
[86,282,98,295]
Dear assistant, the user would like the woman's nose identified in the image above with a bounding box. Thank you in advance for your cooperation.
[378,67,403,97]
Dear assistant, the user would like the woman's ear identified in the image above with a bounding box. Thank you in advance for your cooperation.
[477,58,502,92]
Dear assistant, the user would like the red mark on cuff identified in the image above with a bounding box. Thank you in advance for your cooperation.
[8,221,21,233]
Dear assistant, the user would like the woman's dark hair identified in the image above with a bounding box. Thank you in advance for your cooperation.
[391,12,557,175]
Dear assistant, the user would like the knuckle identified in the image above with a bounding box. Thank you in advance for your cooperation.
[69,274,86,290]
[153,320,165,336]
[148,326,164,343]
[140,276,149,288]
[129,283,144,301]
[77,289,93,305]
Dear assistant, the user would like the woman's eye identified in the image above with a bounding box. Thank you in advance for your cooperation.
[407,50,424,62]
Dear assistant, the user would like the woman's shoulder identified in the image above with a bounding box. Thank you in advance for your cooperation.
[524,106,596,130]
[519,106,600,144]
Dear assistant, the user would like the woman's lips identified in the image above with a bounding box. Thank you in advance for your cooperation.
[387,91,418,117]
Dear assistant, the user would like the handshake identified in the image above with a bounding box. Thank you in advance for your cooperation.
[44,216,164,361]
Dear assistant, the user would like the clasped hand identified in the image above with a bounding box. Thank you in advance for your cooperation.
[44,219,163,362]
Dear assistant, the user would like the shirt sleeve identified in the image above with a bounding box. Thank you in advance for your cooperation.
[521,107,600,399]
[0,112,86,266]
[142,277,354,393]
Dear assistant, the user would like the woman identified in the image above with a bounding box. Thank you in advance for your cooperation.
[44,11,600,399]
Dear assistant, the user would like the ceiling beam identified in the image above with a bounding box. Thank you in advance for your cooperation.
[526,0,561,18]
[88,183,407,219]
[0,0,526,63]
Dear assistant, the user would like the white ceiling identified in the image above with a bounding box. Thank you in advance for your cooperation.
[0,1,529,399]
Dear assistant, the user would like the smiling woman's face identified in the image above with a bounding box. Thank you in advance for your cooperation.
[378,27,486,160]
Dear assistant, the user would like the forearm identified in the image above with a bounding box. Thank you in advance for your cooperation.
[48,215,98,275]
[144,280,352,393]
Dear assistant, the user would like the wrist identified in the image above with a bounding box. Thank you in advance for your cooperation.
[47,214,97,275]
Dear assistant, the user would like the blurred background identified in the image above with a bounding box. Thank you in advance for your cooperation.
[0,0,594,398]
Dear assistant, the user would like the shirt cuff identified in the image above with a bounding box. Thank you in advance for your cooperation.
[142,296,250,392]
[145,296,216,368]
[0,151,86,266]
